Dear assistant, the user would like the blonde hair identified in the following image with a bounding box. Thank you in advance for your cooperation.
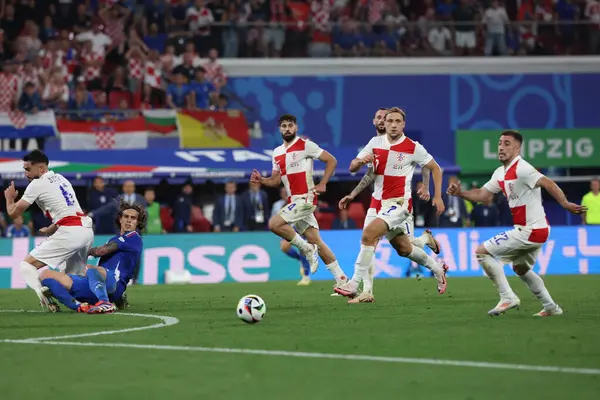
[385,107,406,121]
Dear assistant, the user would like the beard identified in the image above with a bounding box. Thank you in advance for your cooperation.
[281,132,296,143]
[376,125,386,135]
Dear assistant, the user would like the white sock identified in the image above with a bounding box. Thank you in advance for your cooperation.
[326,260,346,283]
[476,254,516,299]
[290,234,312,254]
[412,235,427,249]
[353,245,375,292]
[519,270,556,309]
[406,246,441,273]
[367,259,375,295]
[19,261,43,295]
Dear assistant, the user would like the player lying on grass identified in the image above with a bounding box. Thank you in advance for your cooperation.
[447,130,586,316]
[38,202,145,314]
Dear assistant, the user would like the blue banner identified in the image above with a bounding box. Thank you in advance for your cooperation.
[231,73,600,161]
[0,226,598,288]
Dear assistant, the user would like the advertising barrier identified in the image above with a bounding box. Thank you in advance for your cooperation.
[1,226,598,289]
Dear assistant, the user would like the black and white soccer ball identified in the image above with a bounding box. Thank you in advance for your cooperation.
[237,294,266,324]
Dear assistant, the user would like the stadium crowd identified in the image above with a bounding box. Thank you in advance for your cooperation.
[0,0,599,114]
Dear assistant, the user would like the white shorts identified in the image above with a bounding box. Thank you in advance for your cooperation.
[278,201,318,235]
[483,227,548,269]
[30,221,94,276]
[456,31,476,48]
[364,207,414,241]
[376,199,413,241]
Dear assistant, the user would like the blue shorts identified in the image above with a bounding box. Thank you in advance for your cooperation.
[68,269,119,304]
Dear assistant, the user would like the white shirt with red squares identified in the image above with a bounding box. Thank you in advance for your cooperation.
[272,137,323,205]
[483,156,549,243]
[357,134,432,203]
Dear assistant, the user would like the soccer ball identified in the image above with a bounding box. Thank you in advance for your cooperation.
[237,294,266,324]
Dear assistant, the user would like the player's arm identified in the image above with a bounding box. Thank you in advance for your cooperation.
[451,185,494,204]
[317,150,337,186]
[536,176,587,215]
[349,139,375,173]
[350,167,375,199]
[421,167,431,193]
[5,181,31,219]
[89,242,119,258]
[423,158,445,214]
[253,169,281,188]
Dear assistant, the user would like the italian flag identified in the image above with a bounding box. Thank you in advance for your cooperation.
[143,109,178,136]
[58,118,148,150]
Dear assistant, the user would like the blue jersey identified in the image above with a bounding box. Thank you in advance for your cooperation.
[99,231,143,291]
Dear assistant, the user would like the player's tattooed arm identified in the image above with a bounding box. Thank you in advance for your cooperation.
[88,242,119,257]
[350,168,374,198]
[421,167,431,193]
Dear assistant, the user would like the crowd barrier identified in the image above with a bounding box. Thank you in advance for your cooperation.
[1,226,598,289]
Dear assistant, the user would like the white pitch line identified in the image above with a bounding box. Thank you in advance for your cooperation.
[0,310,179,342]
[2,339,599,376]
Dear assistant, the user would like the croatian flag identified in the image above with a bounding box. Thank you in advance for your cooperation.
[0,111,58,139]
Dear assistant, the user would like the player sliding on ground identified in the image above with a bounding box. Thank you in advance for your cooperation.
[447,130,586,317]
[335,107,448,303]
[38,202,145,314]
[251,114,348,288]
[4,150,94,311]
[338,108,442,297]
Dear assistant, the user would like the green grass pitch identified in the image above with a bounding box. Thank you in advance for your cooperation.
[1,275,599,399]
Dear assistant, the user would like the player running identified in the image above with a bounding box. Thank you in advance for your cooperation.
[338,108,441,296]
[38,201,145,314]
[4,150,94,311]
[335,107,448,303]
[250,114,348,286]
[447,130,586,317]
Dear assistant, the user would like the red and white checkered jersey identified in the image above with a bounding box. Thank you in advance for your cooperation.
[128,57,143,80]
[358,134,432,202]
[203,60,227,83]
[21,171,85,224]
[0,73,19,111]
[186,6,214,36]
[272,137,323,205]
[82,52,103,81]
[144,61,162,88]
[483,156,549,241]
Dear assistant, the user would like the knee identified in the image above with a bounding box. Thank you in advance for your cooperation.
[361,230,378,247]
[396,243,412,257]
[475,244,488,256]
[268,217,280,233]
[39,270,51,281]
[512,264,528,276]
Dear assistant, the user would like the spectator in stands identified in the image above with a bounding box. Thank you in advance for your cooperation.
[441,176,469,227]
[587,0,600,54]
[203,48,227,87]
[271,186,288,218]
[72,3,92,35]
[173,183,194,233]
[0,61,20,111]
[470,197,500,227]
[88,176,119,235]
[215,93,229,111]
[76,20,112,56]
[167,71,192,109]
[190,67,216,109]
[6,216,30,238]
[105,66,129,95]
[213,180,244,232]
[332,208,357,230]
[427,17,453,56]
[483,0,509,56]
[582,178,600,225]
[556,0,578,55]
[42,69,69,109]
[242,181,270,231]
[67,83,96,120]
[143,0,168,34]
[144,22,168,54]
[333,19,359,57]
[121,180,147,207]
[170,0,191,33]
[18,82,43,113]
[453,0,477,56]
[144,188,164,234]
[1,5,21,43]
[188,0,215,56]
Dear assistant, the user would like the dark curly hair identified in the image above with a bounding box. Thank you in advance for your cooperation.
[114,200,147,231]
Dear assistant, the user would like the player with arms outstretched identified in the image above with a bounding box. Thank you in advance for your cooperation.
[4,150,94,311]
[447,130,586,316]
[338,108,441,297]
[251,114,348,286]
[335,107,448,303]
[38,201,145,314]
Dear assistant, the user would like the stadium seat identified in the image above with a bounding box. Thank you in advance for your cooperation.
[132,91,143,109]
[315,211,335,230]
[160,206,174,233]
[348,202,366,228]
[109,91,131,109]
[191,206,212,232]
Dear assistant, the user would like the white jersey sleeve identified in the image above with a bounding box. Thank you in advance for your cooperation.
[520,162,545,189]
[413,141,434,167]
[483,168,502,194]
[304,140,323,159]
[21,180,43,205]
[357,137,376,160]
[272,154,280,172]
